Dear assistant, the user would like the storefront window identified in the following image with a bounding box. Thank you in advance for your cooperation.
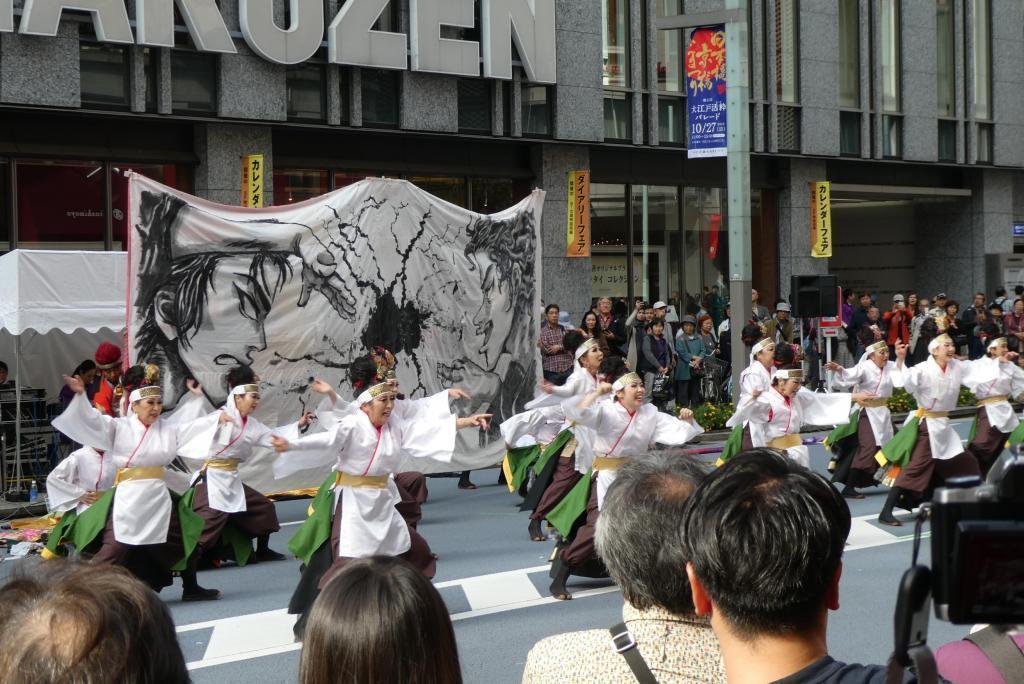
[80,41,129,109]
[409,176,467,207]
[110,164,192,249]
[171,51,217,114]
[334,171,370,189]
[272,169,329,205]
[16,161,105,249]
[470,178,515,213]
[590,183,630,302]
[632,186,677,305]
[287,64,327,122]
[655,2,683,93]
[522,85,552,137]
[602,0,630,88]
[682,187,729,323]
[362,69,400,127]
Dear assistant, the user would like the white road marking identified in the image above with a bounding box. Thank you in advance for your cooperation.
[179,509,922,671]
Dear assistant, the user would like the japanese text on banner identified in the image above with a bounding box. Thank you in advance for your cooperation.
[685,25,727,158]
[566,170,590,257]
[241,154,264,208]
[810,181,832,258]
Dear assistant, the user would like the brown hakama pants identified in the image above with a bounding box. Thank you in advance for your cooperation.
[90,509,186,592]
[560,476,600,568]
[966,410,1009,477]
[894,420,981,505]
[833,412,881,488]
[530,454,583,522]
[192,481,280,552]
[393,472,429,530]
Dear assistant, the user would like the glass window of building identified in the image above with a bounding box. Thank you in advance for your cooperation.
[936,0,955,117]
[0,161,8,252]
[79,26,130,109]
[590,184,630,303]
[658,96,684,144]
[937,120,957,162]
[143,48,158,113]
[879,0,900,113]
[272,169,329,205]
[632,186,677,305]
[16,161,105,248]
[409,176,467,207]
[655,2,683,93]
[602,0,630,88]
[171,51,217,114]
[334,171,370,189]
[838,0,858,108]
[682,187,729,322]
[458,79,492,133]
[362,69,400,127]
[286,64,326,122]
[973,0,991,120]
[775,0,798,103]
[604,91,631,140]
[977,123,993,164]
[470,178,516,213]
[522,85,552,137]
[110,164,192,249]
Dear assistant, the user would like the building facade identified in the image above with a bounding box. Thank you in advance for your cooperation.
[1,0,1023,321]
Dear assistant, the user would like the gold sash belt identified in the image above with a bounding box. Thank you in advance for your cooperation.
[592,456,624,471]
[914,409,949,420]
[114,466,164,484]
[857,398,888,408]
[768,434,802,450]
[334,472,389,489]
[559,437,578,460]
[204,458,240,472]
[977,395,1009,407]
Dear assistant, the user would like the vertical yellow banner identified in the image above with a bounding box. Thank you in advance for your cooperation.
[810,181,832,258]
[566,170,591,257]
[241,154,264,208]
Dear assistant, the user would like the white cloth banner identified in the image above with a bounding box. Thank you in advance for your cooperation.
[126,174,544,492]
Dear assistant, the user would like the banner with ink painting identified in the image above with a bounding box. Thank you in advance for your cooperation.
[685,24,727,158]
[126,174,544,492]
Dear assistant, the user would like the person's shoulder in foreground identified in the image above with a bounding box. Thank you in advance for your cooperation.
[521,451,725,684]
[771,655,916,683]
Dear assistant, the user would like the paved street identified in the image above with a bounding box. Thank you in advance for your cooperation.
[2,421,977,683]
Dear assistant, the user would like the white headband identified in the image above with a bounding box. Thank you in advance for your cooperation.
[859,340,889,364]
[612,372,642,392]
[128,386,161,403]
[773,368,804,381]
[230,384,260,396]
[988,337,1007,351]
[928,334,952,353]
[575,337,598,361]
[356,382,396,406]
[752,338,774,355]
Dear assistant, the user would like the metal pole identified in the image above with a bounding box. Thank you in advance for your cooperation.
[14,333,21,495]
[725,0,752,401]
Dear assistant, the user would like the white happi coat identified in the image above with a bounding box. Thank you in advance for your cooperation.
[273,410,456,558]
[892,358,966,461]
[525,365,601,410]
[733,388,853,468]
[725,362,774,429]
[503,365,602,445]
[51,392,217,545]
[961,356,1024,434]
[316,390,453,428]
[183,400,301,513]
[564,401,704,508]
[46,446,116,515]
[829,359,902,446]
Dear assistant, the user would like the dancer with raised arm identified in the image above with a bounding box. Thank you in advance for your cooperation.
[719,336,776,464]
[50,367,224,600]
[546,370,704,600]
[960,336,1024,476]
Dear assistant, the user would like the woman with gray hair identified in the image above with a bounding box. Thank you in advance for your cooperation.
[522,452,725,683]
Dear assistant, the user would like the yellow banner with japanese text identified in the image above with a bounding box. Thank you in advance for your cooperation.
[810,181,832,258]
[566,170,590,257]
[241,154,264,208]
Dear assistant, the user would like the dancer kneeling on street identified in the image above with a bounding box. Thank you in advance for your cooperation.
[824,340,902,498]
[876,335,982,526]
[547,370,704,600]
[50,368,224,600]
[272,379,490,635]
[729,366,868,469]
[183,365,314,567]
[961,336,1024,477]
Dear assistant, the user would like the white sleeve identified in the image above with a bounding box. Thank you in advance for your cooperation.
[797,388,854,426]
[651,411,704,445]
[500,409,548,446]
[45,452,87,513]
[728,394,772,427]
[251,418,302,448]
[829,365,862,390]
[51,392,117,452]
[563,402,605,429]
[395,391,453,420]
[272,425,343,479]
[162,392,215,425]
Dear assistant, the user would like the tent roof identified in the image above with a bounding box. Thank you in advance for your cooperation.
[0,249,127,335]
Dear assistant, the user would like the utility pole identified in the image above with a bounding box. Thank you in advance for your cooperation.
[657,1,751,400]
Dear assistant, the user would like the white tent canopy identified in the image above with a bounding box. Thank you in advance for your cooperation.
[0,250,127,335]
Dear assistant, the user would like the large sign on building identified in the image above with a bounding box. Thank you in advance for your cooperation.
[6,0,556,81]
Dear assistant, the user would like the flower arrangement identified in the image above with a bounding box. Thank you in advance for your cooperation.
[686,402,736,431]
[886,388,917,414]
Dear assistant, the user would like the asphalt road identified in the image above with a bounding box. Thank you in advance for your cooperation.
[2,421,982,683]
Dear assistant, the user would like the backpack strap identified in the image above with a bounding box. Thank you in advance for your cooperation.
[609,622,658,684]
[964,626,1024,683]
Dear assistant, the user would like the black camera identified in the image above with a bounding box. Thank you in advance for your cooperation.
[929,451,1024,625]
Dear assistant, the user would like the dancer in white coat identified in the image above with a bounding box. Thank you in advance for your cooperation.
[961,337,1024,476]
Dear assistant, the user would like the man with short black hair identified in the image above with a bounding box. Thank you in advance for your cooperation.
[522,452,724,683]
[683,450,914,683]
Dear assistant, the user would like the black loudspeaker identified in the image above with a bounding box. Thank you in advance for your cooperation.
[790,275,838,318]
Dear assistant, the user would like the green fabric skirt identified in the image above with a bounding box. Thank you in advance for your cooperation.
[287,474,336,566]
[545,470,593,539]
[502,444,542,493]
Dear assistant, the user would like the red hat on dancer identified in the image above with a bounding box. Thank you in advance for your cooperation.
[94,342,122,370]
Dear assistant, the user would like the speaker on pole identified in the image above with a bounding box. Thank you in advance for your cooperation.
[790,275,838,318]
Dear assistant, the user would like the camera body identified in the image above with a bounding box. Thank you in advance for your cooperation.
[929,453,1024,624]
